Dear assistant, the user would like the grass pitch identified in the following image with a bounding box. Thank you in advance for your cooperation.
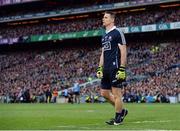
[0,103,180,130]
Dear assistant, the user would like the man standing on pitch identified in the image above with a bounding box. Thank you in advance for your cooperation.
[96,11,128,125]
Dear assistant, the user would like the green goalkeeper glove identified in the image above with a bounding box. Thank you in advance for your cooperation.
[116,65,126,80]
[96,66,103,79]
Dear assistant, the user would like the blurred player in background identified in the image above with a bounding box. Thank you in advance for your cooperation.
[72,80,80,104]
[96,11,128,125]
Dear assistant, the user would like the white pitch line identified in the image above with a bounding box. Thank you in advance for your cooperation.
[131,120,172,124]
[86,110,95,112]
[56,125,77,128]
[54,129,179,131]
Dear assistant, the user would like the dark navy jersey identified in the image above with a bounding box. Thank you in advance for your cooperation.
[101,27,126,70]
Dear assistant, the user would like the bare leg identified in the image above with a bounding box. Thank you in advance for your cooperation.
[103,87,128,125]
[101,89,115,106]
[112,87,123,113]
[77,95,80,104]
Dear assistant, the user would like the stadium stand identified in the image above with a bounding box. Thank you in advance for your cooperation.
[0,0,179,103]
[0,38,179,103]
[0,8,179,38]
[0,0,130,18]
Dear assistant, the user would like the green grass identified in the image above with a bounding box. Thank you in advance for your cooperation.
[0,103,180,130]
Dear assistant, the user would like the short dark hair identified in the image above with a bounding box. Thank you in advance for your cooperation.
[104,11,116,19]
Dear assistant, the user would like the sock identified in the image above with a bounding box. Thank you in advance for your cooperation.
[115,112,121,121]
[120,109,125,116]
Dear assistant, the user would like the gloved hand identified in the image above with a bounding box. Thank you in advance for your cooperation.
[116,65,126,80]
[96,66,103,79]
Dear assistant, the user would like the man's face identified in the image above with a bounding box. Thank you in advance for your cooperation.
[102,13,114,27]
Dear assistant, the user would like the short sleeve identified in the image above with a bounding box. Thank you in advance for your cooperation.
[116,28,126,45]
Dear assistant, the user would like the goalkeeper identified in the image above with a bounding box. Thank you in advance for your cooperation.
[96,11,128,125]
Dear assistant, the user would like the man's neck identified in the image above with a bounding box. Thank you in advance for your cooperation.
[106,24,114,32]
[106,24,116,34]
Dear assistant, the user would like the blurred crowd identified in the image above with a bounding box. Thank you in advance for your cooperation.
[0,8,179,38]
[0,0,133,18]
[0,0,179,104]
[0,45,99,103]
[123,67,179,103]
[0,40,179,103]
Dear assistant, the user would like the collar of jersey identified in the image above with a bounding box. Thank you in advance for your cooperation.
[105,26,116,34]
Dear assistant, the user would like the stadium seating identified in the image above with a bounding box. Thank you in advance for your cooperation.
[0,0,179,104]
[0,40,179,103]
[0,8,179,38]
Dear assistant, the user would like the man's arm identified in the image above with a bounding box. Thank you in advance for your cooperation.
[118,44,127,67]
[99,48,104,67]
[115,44,127,80]
[96,48,104,79]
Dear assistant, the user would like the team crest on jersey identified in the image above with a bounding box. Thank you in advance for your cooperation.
[108,36,112,41]
[103,41,111,51]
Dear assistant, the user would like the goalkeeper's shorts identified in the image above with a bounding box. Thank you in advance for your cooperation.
[101,68,125,89]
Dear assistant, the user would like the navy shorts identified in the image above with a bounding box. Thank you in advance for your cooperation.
[101,68,125,90]
[74,92,80,96]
